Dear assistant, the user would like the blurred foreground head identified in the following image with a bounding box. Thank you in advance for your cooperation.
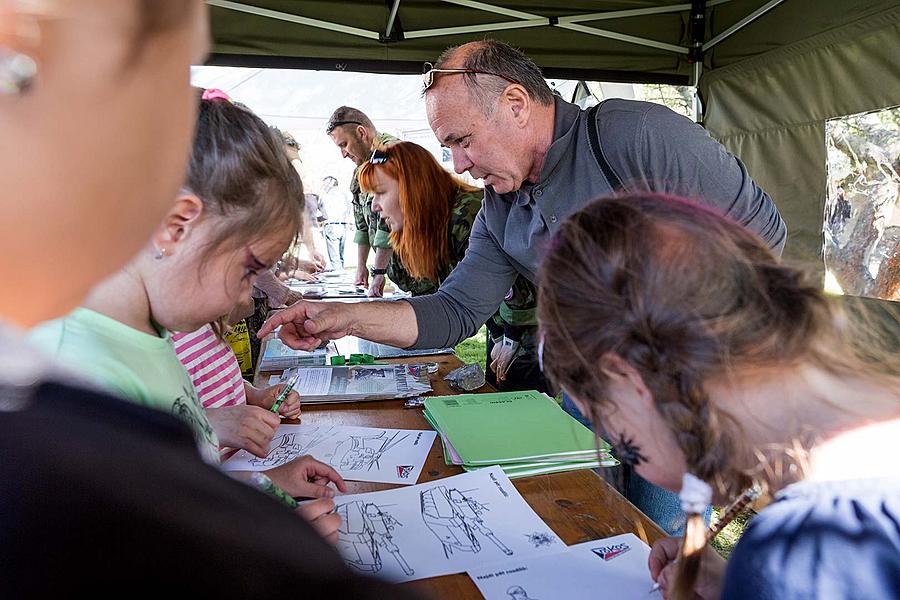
[0,0,209,326]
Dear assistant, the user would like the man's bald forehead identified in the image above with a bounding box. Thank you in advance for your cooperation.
[436,41,484,69]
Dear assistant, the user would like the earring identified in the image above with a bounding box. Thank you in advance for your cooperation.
[154,247,167,260]
[0,48,37,95]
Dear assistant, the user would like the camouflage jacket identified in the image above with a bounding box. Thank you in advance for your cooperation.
[387,188,537,338]
[486,276,538,346]
[351,132,398,249]
[387,188,483,297]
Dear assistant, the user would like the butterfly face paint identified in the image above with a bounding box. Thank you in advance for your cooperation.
[611,433,648,467]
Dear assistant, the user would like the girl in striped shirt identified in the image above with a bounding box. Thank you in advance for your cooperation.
[173,321,300,460]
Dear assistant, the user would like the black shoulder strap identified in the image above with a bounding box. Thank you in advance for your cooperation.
[587,102,624,191]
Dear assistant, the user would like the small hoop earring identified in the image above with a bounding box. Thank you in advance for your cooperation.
[0,49,37,95]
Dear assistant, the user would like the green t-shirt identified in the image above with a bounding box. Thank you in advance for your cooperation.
[28,308,219,463]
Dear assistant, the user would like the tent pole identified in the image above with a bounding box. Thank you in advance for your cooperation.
[702,0,787,51]
[692,62,703,122]
[206,0,380,40]
[690,0,706,123]
[385,0,401,38]
[405,20,547,39]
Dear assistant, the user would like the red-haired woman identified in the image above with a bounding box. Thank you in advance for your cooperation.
[358,141,549,393]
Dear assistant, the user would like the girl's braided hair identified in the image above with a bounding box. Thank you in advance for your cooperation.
[537,193,898,599]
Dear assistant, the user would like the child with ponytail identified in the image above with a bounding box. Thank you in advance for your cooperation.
[30,94,345,541]
[537,193,900,599]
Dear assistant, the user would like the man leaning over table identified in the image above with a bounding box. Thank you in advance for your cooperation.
[262,40,787,535]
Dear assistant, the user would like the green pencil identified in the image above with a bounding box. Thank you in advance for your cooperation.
[270,372,300,413]
[248,472,298,509]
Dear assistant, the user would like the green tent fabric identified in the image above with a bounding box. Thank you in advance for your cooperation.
[700,4,900,263]
[210,0,701,83]
[212,1,873,84]
[209,0,899,314]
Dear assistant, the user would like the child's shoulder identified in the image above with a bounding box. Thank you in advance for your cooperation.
[28,308,172,404]
[722,477,900,599]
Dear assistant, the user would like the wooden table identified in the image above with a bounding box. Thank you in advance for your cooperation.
[259,351,665,599]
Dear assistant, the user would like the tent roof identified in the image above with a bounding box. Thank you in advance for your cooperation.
[207,0,898,85]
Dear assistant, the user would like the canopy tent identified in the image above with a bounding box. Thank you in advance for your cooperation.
[208,1,900,309]
[208,1,896,86]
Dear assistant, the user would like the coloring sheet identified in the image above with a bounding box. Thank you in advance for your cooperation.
[331,466,563,583]
[468,533,659,599]
[220,424,436,485]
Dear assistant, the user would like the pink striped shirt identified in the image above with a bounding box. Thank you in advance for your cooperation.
[172,325,247,409]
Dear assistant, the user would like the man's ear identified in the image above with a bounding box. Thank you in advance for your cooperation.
[503,85,532,128]
[151,193,203,256]
[598,352,653,405]
[356,125,371,147]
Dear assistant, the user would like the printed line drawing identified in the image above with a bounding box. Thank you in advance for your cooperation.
[337,501,415,576]
[247,426,335,468]
[332,430,410,471]
[420,485,514,558]
[507,585,540,600]
[525,531,557,548]
[249,427,411,472]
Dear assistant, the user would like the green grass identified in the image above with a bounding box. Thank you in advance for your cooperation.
[709,507,752,559]
[454,325,487,366]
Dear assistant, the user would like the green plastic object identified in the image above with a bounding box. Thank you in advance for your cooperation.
[330,353,375,366]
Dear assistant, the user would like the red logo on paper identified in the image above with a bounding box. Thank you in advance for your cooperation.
[397,465,414,479]
[591,543,631,561]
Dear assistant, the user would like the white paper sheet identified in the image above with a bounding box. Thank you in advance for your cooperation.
[468,533,660,600]
[330,466,563,583]
[220,424,436,485]
[292,367,333,395]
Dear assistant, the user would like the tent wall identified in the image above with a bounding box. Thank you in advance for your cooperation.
[699,5,900,265]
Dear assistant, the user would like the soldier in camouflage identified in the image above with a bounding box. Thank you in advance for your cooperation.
[326,107,397,297]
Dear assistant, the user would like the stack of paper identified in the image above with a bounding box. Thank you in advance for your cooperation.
[258,337,328,371]
[333,335,453,359]
[270,364,432,404]
[423,391,617,478]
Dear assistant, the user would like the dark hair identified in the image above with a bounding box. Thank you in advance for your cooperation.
[432,40,554,114]
[325,106,375,136]
[537,193,900,600]
[187,97,304,266]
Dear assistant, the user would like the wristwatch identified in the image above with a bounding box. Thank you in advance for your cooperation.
[369,267,388,277]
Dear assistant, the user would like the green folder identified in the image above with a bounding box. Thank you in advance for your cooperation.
[462,458,613,479]
[424,390,613,466]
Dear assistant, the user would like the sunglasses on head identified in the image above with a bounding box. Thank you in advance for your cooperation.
[369,147,390,165]
[421,61,521,93]
[325,120,363,135]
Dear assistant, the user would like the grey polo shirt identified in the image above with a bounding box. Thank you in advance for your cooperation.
[406,97,786,349]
